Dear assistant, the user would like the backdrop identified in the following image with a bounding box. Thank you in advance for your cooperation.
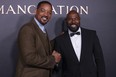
[0,0,116,77]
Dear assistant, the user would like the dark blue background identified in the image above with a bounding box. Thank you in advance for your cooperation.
[0,0,116,77]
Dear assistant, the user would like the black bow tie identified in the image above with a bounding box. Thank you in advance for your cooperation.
[70,32,80,37]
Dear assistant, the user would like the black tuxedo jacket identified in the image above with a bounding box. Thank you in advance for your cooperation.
[54,28,105,77]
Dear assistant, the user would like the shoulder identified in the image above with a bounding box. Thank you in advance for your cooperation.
[18,20,35,35]
[20,20,35,31]
[81,27,97,35]
[55,32,68,40]
[81,27,96,32]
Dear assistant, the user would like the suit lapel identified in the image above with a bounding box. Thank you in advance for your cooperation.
[46,32,52,54]
[32,19,50,55]
[80,28,89,63]
[63,32,79,63]
[63,28,89,63]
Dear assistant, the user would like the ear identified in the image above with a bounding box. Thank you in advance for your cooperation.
[35,9,38,14]
[34,10,37,14]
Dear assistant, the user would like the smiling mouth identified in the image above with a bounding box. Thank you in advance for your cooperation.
[71,25,76,28]
[42,16,48,21]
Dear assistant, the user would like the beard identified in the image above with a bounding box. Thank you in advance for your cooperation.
[67,24,80,32]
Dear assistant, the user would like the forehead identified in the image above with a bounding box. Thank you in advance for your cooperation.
[68,12,79,17]
[39,3,52,9]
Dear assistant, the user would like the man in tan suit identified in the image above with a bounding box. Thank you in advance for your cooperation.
[15,1,61,77]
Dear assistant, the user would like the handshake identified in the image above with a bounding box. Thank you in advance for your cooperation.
[52,50,61,63]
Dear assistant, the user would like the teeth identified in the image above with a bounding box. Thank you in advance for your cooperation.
[42,17,47,21]
[71,25,76,28]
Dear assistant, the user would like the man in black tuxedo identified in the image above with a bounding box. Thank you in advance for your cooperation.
[54,10,105,77]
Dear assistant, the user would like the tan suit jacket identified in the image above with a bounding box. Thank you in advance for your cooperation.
[15,19,56,77]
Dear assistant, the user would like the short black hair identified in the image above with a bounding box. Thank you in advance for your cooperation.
[37,1,52,9]
[66,10,80,20]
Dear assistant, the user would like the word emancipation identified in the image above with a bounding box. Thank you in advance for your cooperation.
[0,5,89,15]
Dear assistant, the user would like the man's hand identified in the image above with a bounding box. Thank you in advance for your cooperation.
[52,50,61,63]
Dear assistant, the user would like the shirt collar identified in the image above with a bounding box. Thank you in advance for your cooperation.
[34,17,46,33]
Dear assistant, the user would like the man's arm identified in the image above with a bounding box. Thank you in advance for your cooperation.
[18,25,56,69]
[93,31,106,77]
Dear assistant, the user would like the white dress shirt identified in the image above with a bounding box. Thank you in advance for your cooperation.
[69,28,82,61]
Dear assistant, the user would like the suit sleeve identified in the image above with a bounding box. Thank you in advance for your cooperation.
[53,37,62,77]
[93,31,106,77]
[18,25,56,69]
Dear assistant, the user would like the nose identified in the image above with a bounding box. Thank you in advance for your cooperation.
[72,19,79,24]
[72,19,76,23]
[44,11,49,16]
[44,12,47,16]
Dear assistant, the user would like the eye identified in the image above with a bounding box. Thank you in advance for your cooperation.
[68,18,72,21]
[40,8,45,12]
